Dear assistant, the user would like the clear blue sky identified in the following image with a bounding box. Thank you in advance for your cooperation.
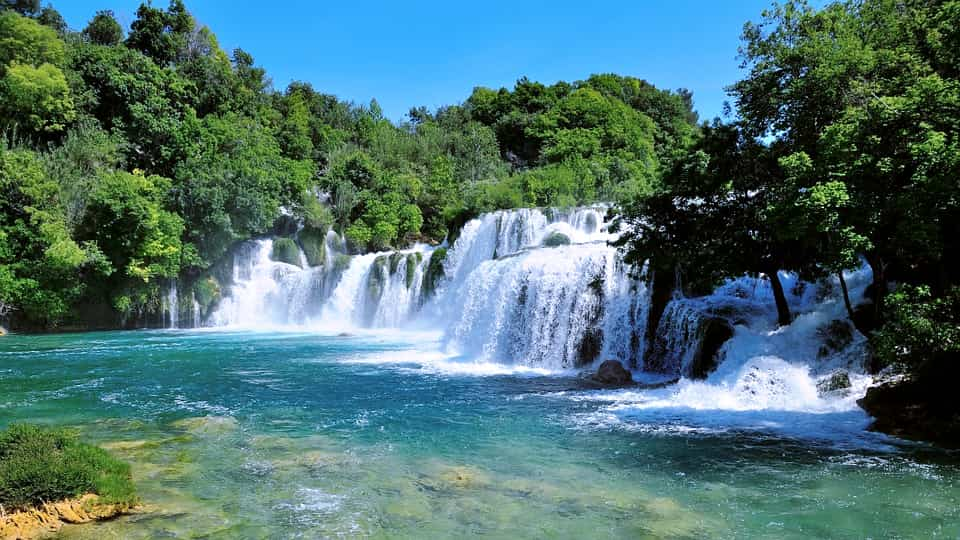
[58,0,784,123]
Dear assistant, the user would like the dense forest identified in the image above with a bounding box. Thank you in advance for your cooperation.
[0,0,696,330]
[0,0,957,386]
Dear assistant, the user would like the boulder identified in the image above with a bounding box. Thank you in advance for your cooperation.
[687,317,734,379]
[817,370,851,395]
[592,360,633,386]
[858,357,960,447]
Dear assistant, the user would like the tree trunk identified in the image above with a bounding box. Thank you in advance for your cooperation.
[645,268,675,346]
[838,271,855,322]
[767,269,792,327]
[865,252,888,326]
[642,267,676,371]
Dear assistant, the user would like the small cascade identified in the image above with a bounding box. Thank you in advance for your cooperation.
[166,280,179,329]
[192,293,201,328]
[435,243,645,369]
[211,239,342,327]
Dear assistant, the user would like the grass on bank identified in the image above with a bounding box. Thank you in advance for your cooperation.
[0,424,137,511]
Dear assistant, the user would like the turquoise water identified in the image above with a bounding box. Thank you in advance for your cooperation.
[1,330,958,539]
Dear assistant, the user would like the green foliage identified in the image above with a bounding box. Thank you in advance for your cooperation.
[875,286,960,368]
[0,10,65,67]
[67,42,194,174]
[298,226,326,267]
[83,10,124,46]
[542,231,571,247]
[172,113,313,266]
[0,424,137,511]
[76,170,183,284]
[125,0,193,66]
[270,237,301,267]
[0,145,89,326]
[192,275,220,313]
[0,61,75,133]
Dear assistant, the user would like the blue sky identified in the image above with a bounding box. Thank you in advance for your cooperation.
[58,0,782,123]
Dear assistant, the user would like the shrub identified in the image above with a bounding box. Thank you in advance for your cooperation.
[0,424,137,511]
[542,231,571,247]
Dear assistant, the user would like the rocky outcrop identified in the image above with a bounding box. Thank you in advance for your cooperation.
[0,494,133,540]
[591,360,633,386]
[858,357,960,448]
[688,317,734,379]
[270,237,302,267]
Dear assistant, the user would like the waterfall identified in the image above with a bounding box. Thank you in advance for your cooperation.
[205,205,872,399]
[166,280,179,329]
[192,293,201,328]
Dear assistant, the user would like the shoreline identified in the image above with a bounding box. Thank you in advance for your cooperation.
[0,494,136,540]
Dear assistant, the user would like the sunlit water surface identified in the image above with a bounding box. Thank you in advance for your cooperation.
[0,330,957,539]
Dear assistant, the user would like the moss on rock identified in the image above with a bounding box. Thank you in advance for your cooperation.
[192,276,221,315]
[270,237,302,267]
[542,231,571,247]
[298,226,327,267]
[405,252,423,289]
[421,248,447,300]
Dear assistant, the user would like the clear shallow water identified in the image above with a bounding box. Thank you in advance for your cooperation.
[1,330,958,539]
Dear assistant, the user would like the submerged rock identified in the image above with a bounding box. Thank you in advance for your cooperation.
[171,416,238,435]
[592,360,633,386]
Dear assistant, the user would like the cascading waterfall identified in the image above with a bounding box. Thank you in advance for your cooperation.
[208,207,631,369]
[205,205,874,414]
[165,280,179,329]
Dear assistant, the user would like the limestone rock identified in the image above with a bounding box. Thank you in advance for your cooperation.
[592,360,633,386]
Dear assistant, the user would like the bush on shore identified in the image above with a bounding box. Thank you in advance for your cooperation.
[0,424,137,511]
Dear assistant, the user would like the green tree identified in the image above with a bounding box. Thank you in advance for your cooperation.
[172,113,313,265]
[0,61,75,133]
[0,146,91,327]
[126,0,193,66]
[83,10,123,46]
[0,10,65,67]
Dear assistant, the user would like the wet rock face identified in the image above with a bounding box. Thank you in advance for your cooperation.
[688,317,734,379]
[592,360,633,386]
